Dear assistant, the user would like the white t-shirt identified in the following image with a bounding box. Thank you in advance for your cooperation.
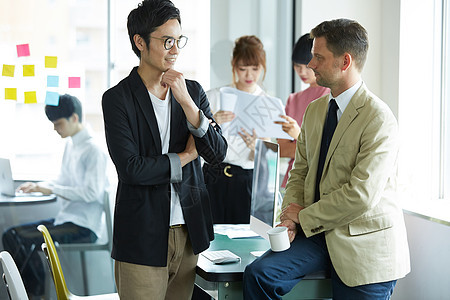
[149,89,185,226]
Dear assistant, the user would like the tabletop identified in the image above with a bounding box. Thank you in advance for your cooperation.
[196,233,270,282]
[0,194,57,206]
[195,232,332,300]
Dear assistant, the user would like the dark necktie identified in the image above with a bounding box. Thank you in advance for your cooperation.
[315,99,338,202]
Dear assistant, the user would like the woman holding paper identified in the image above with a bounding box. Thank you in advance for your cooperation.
[275,33,330,188]
[203,35,269,224]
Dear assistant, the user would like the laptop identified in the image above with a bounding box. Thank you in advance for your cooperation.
[0,158,42,197]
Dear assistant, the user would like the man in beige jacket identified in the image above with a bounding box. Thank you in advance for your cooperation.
[244,19,410,299]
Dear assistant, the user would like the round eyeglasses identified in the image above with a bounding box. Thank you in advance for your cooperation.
[149,35,188,50]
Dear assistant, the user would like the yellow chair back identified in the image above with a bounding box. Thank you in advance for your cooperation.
[37,224,71,300]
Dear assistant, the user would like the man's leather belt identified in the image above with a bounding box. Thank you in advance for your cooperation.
[169,224,183,229]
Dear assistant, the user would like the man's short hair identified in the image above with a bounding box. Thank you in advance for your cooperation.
[127,0,181,58]
[310,19,369,71]
[45,94,82,123]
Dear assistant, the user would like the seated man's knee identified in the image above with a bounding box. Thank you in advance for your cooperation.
[244,258,265,281]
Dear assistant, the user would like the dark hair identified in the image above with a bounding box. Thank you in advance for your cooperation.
[127,0,181,58]
[292,33,313,65]
[310,19,368,71]
[231,35,266,83]
[45,94,82,123]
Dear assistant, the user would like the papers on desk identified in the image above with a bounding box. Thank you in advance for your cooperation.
[213,224,259,239]
[219,87,291,139]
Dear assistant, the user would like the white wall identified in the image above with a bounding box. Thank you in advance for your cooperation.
[210,0,293,102]
[381,0,401,117]
[294,0,402,117]
[393,213,450,299]
[298,0,398,114]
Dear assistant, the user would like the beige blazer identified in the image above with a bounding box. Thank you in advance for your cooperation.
[283,83,410,287]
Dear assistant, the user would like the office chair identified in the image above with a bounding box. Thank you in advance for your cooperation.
[0,251,28,300]
[56,192,113,295]
[37,225,118,300]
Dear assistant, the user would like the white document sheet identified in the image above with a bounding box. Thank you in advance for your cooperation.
[213,224,259,239]
[219,87,292,139]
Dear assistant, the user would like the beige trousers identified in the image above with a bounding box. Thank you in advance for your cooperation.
[114,226,198,300]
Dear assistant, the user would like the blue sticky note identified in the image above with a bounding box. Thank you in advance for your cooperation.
[45,91,59,106]
[47,75,59,87]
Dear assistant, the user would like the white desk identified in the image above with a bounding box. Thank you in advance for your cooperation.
[0,194,56,206]
[0,193,60,250]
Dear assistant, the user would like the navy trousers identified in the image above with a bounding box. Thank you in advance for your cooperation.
[243,232,397,300]
[2,219,96,297]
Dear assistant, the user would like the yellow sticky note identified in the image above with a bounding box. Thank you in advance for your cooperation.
[24,91,37,104]
[45,56,57,68]
[2,64,15,77]
[5,88,17,100]
[23,65,35,77]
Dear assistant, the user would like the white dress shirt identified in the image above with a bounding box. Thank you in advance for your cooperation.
[332,79,363,121]
[52,126,109,238]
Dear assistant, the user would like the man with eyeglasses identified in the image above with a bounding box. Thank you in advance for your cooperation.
[102,0,227,299]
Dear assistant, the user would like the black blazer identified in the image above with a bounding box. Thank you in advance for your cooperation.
[102,67,227,266]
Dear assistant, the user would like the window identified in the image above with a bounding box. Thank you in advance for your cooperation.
[397,0,450,203]
[110,0,210,88]
[0,0,210,295]
[0,0,210,179]
[0,0,107,178]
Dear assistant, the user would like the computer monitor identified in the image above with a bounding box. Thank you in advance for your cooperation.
[250,140,282,240]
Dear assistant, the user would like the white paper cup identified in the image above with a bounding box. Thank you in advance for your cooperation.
[267,226,290,252]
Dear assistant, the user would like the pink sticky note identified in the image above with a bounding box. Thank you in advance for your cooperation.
[16,44,30,57]
[68,77,81,88]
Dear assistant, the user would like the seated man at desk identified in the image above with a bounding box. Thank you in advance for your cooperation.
[2,94,109,299]
[243,19,410,299]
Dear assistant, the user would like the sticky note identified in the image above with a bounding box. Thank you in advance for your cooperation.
[45,56,57,68]
[2,65,15,77]
[68,77,81,88]
[5,88,17,100]
[47,75,59,87]
[16,44,30,57]
[24,91,37,104]
[23,65,35,77]
[45,91,59,106]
